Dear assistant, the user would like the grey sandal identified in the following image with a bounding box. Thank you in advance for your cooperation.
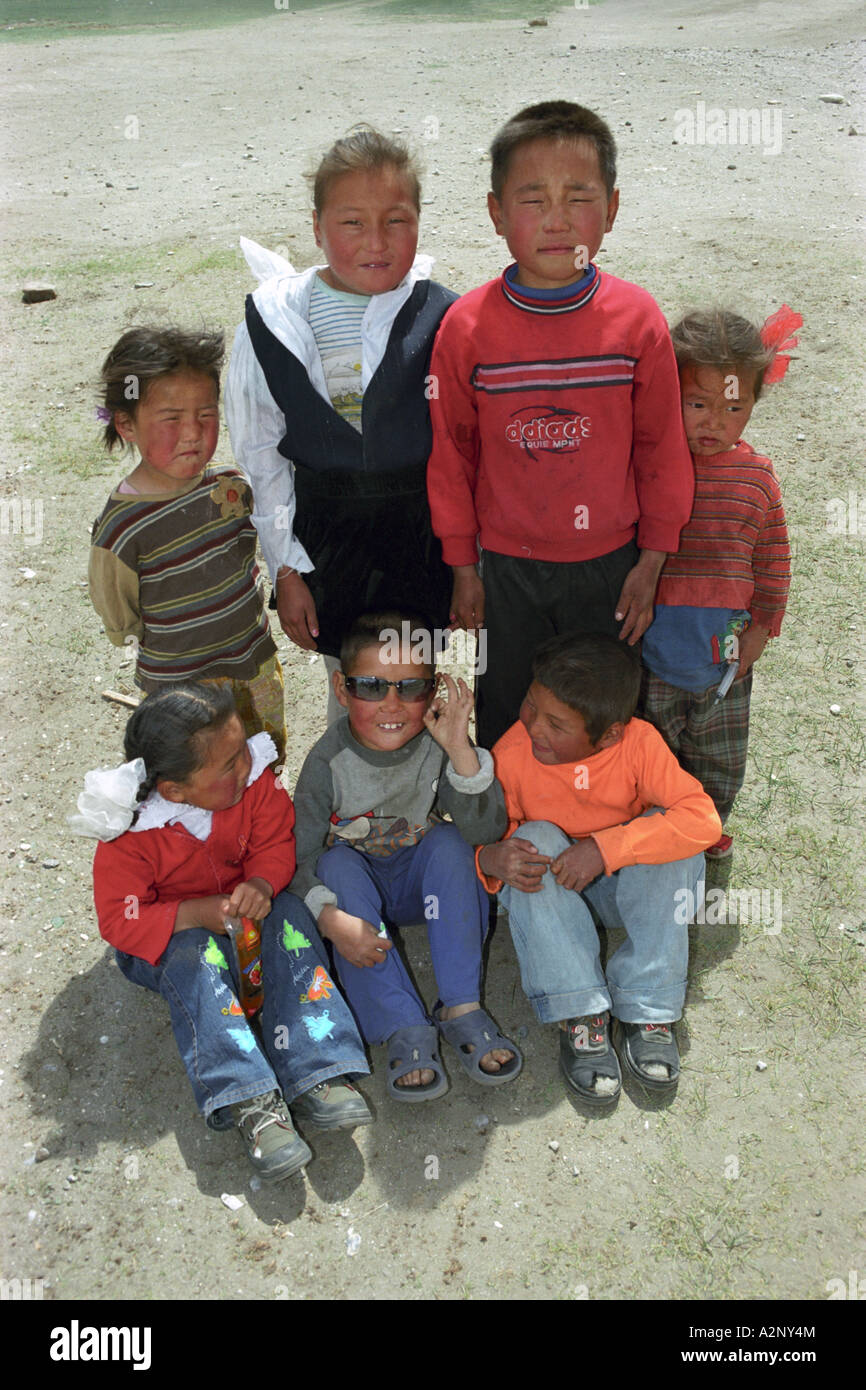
[435,1007,523,1086]
[386,1024,449,1103]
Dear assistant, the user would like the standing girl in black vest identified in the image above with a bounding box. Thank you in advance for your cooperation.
[225,128,456,714]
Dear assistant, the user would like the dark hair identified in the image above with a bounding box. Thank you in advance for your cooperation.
[671,309,776,402]
[531,632,640,743]
[308,125,422,215]
[99,325,225,451]
[124,682,238,805]
[490,100,617,200]
[339,610,444,674]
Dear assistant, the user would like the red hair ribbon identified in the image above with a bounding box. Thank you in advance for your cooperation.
[760,304,803,384]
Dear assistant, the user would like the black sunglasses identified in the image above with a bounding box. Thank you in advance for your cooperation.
[342,675,436,703]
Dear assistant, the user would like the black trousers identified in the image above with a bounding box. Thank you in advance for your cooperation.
[475,540,639,750]
[291,463,452,660]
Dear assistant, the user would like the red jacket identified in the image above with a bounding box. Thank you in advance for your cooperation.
[93,771,296,965]
[427,268,694,566]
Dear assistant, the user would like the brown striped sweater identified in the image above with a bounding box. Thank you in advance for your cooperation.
[88,465,276,689]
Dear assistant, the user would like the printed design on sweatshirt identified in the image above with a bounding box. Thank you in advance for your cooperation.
[326,814,440,858]
[303,1010,336,1042]
[209,474,250,521]
[283,920,312,957]
[330,810,374,843]
[471,355,636,395]
[299,966,334,1004]
[505,404,592,459]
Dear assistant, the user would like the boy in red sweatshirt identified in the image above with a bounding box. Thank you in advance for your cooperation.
[427,101,694,749]
[477,633,720,1104]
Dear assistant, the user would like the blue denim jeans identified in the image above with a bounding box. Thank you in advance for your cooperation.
[116,890,369,1119]
[500,820,704,1024]
[316,823,492,1044]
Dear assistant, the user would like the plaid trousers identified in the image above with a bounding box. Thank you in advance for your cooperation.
[639,667,753,823]
[205,652,287,764]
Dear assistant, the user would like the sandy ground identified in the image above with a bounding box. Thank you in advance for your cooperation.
[1,0,865,1319]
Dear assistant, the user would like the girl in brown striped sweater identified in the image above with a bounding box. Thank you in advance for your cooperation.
[89,326,286,760]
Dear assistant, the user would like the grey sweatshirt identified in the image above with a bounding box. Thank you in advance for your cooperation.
[290,716,506,920]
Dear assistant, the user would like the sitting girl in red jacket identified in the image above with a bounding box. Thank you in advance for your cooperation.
[71,682,370,1181]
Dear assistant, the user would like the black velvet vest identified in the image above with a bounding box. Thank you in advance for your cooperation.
[245,279,457,656]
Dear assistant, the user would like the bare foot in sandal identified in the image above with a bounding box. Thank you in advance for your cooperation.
[439,1001,515,1073]
[396,1067,435,1088]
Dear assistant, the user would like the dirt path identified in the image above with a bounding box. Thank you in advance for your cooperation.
[1,0,864,1312]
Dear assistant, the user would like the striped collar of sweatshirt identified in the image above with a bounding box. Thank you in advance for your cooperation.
[501,261,600,314]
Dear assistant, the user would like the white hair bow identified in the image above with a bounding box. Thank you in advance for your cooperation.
[68,759,146,841]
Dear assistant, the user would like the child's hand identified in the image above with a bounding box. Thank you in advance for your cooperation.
[614,550,666,644]
[223,877,272,922]
[424,674,477,769]
[550,840,604,893]
[450,566,485,631]
[275,570,319,652]
[732,622,770,679]
[478,838,552,892]
[318,905,393,969]
[173,895,232,934]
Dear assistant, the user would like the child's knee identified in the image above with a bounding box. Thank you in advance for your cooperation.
[316,842,362,888]
[164,927,213,968]
[423,821,474,864]
[517,820,571,857]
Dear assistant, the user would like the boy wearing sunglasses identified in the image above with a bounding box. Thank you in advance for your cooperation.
[290,611,522,1101]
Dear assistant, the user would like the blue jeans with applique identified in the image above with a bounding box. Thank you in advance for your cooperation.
[500,820,704,1024]
[115,890,369,1121]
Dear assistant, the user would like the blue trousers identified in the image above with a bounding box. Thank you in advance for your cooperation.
[116,890,369,1119]
[316,823,492,1044]
[500,821,704,1024]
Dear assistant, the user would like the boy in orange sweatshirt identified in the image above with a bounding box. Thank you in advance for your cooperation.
[478,633,720,1104]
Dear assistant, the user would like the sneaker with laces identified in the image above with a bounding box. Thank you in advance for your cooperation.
[558,1011,621,1105]
[615,1020,680,1091]
[292,1078,373,1131]
[230,1090,311,1180]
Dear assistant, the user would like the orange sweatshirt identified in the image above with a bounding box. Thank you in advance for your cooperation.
[479,717,721,891]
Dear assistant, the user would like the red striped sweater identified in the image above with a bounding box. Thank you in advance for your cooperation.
[653,440,791,635]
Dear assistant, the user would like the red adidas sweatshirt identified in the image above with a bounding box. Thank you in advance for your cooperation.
[427,268,694,567]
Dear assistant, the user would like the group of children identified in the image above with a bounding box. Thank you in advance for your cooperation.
[74,101,795,1181]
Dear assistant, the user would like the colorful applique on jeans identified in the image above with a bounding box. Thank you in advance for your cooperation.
[283,921,312,957]
[226,1026,258,1053]
[300,966,334,1004]
[203,940,244,1018]
[303,1011,335,1042]
[204,937,229,971]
